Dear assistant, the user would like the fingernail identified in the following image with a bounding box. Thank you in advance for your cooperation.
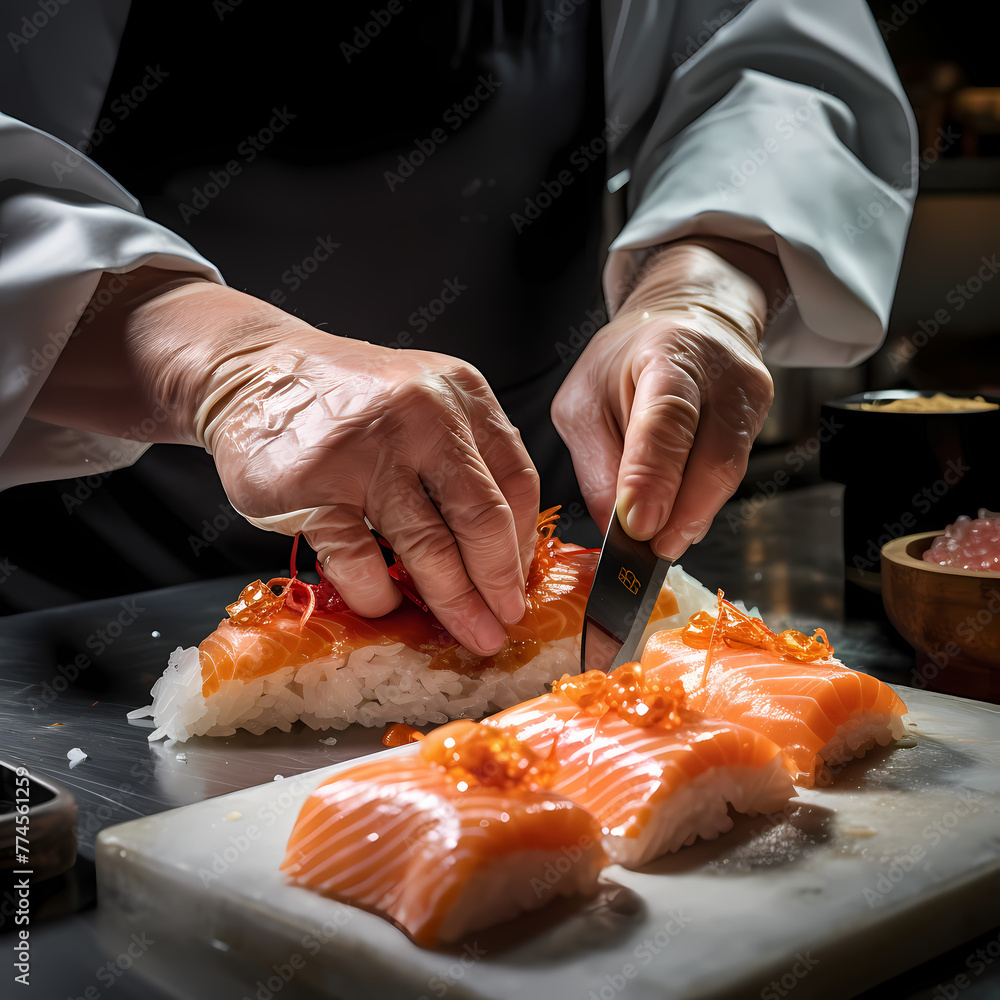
[624,501,659,540]
[692,524,711,545]
[499,588,526,625]
[472,611,507,654]
[654,534,687,562]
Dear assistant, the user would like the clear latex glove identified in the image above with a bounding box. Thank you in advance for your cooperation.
[197,335,539,655]
[31,273,539,656]
[551,243,775,560]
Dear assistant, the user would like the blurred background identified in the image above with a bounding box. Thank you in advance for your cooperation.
[752,0,1000,485]
[2,0,998,615]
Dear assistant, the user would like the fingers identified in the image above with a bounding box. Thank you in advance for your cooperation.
[615,356,700,543]
[616,336,772,560]
[419,424,529,639]
[305,505,402,618]
[648,404,753,561]
[211,346,540,654]
[651,360,772,558]
[403,369,533,624]
[372,465,520,656]
[465,396,541,584]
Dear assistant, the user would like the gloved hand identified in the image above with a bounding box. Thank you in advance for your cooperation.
[551,242,776,560]
[31,271,540,655]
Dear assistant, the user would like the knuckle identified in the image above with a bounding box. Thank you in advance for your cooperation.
[504,466,541,507]
[451,499,515,543]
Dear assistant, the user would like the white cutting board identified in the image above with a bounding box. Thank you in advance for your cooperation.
[95,686,1000,1000]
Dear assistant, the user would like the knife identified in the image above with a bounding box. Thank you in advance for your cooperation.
[580,508,672,674]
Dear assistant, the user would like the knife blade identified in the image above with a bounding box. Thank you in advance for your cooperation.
[580,509,672,674]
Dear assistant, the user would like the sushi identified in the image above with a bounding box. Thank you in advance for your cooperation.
[640,594,910,786]
[280,719,606,946]
[486,663,794,867]
[128,509,600,741]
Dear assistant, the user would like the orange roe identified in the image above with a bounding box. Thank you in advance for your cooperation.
[225,580,285,627]
[209,508,598,680]
[419,720,557,791]
[382,723,423,747]
[679,591,832,663]
[553,663,687,729]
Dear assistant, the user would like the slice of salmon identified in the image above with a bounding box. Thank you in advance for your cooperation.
[281,721,606,947]
[640,629,909,787]
[199,508,599,696]
[488,678,793,867]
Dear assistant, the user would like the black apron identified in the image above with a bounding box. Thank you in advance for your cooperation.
[0,1,608,612]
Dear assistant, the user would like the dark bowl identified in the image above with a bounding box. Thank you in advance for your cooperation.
[820,389,1000,603]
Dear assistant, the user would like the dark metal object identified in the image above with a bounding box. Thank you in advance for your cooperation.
[0,761,77,883]
[581,510,671,673]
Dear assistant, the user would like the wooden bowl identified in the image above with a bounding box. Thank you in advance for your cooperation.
[881,531,1000,702]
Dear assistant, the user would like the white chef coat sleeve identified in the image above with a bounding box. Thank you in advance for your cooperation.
[0,113,223,491]
[601,0,918,367]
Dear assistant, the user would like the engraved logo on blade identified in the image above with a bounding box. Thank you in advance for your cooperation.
[619,568,641,593]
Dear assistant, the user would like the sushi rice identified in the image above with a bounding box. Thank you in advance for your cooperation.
[128,565,720,742]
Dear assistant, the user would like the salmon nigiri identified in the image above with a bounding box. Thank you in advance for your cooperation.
[640,595,909,787]
[486,664,793,867]
[280,720,606,947]
[130,508,600,740]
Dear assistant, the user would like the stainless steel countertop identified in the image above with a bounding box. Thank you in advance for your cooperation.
[2,482,997,999]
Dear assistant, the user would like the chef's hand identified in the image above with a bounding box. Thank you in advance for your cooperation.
[29,270,539,655]
[551,241,779,560]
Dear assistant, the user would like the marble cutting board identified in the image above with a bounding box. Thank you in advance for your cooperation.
[95,686,1000,1000]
